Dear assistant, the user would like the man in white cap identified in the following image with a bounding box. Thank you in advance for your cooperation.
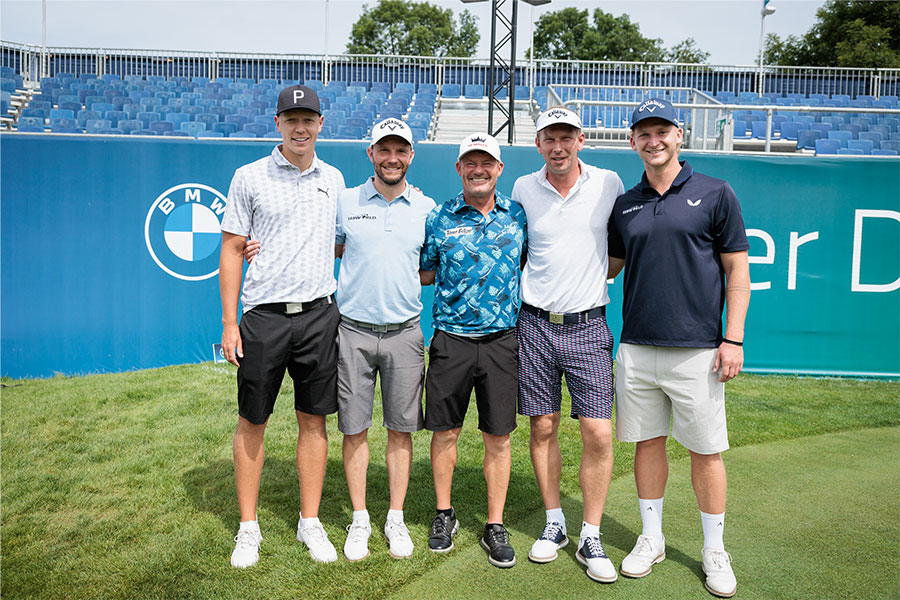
[221,84,345,568]
[511,106,624,583]
[419,133,527,568]
[244,117,435,562]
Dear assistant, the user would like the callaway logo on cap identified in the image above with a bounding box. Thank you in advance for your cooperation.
[535,107,583,132]
[630,97,680,128]
[276,85,321,116]
[369,118,414,147]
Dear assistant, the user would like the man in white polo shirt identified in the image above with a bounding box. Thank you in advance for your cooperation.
[244,118,435,562]
[512,107,624,583]
[220,84,346,568]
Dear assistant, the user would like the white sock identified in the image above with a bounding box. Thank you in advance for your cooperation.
[639,497,664,539]
[387,509,404,523]
[300,516,321,529]
[546,507,565,529]
[239,520,259,533]
[700,511,726,550]
[580,521,600,544]
[352,509,370,524]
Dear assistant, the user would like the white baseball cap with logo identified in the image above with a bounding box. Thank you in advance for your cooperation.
[535,107,583,132]
[369,118,414,147]
[457,133,502,161]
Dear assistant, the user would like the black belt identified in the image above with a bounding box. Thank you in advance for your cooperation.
[444,328,515,343]
[256,295,333,315]
[521,302,605,324]
[342,316,419,333]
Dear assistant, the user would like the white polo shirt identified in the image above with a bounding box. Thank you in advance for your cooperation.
[335,177,435,325]
[512,159,624,313]
[221,146,345,312]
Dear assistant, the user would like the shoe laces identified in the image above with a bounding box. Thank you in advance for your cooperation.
[346,521,370,544]
[234,529,260,549]
[386,519,410,538]
[706,549,732,569]
[431,513,451,536]
[633,534,654,555]
[488,526,510,545]
[302,523,329,544]
[583,534,605,556]
[540,521,563,541]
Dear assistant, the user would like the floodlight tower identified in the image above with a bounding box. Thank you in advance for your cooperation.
[462,0,550,144]
[758,0,776,97]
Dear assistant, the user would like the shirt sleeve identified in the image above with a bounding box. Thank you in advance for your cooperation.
[221,168,251,236]
[420,207,439,271]
[713,182,750,253]
[608,211,625,259]
[334,190,345,245]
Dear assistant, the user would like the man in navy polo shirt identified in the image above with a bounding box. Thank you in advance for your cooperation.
[420,133,527,569]
[607,98,750,598]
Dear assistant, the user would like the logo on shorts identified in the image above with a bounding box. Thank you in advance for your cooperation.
[144,183,227,281]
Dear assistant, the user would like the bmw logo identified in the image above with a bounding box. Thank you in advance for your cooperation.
[144,183,227,281]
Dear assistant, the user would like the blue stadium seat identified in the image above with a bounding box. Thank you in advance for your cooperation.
[827,130,852,148]
[213,122,238,136]
[733,120,749,138]
[242,123,268,137]
[131,129,158,136]
[859,131,883,146]
[871,149,899,155]
[149,121,175,134]
[344,117,368,130]
[441,84,461,99]
[225,114,249,128]
[797,129,822,150]
[85,119,112,134]
[197,130,224,138]
[337,125,364,139]
[104,110,127,127]
[880,141,900,153]
[814,138,841,155]
[166,112,191,129]
[230,130,256,138]
[418,83,437,95]
[263,131,281,139]
[750,121,770,139]
[463,84,483,99]
[118,119,142,134]
[839,123,862,138]
[76,109,101,127]
[17,116,45,131]
[395,82,415,95]
[371,82,391,94]
[319,125,335,139]
[323,109,346,126]
[837,148,864,155]
[847,139,873,154]
[137,111,161,128]
[410,127,427,142]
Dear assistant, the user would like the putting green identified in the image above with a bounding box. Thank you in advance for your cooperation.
[389,427,900,600]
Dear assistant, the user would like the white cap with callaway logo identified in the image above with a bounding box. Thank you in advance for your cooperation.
[535,107,583,132]
[457,133,502,161]
[369,118,414,147]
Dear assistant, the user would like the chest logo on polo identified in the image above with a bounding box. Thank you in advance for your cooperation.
[445,226,474,237]
[687,198,702,207]
[348,213,377,221]
[144,183,227,281]
[318,187,330,197]
[622,204,643,215]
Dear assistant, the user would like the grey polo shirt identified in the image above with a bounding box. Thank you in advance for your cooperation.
[221,146,346,312]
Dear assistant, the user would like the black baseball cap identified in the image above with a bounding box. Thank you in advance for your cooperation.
[276,85,321,116]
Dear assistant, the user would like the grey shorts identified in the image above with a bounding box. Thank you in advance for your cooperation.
[615,343,729,455]
[336,317,425,435]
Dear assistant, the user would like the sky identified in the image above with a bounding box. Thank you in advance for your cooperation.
[1,0,827,66]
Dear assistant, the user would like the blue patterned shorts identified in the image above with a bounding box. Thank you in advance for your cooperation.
[516,308,615,419]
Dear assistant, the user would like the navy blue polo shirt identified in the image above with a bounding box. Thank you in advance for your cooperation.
[608,161,749,348]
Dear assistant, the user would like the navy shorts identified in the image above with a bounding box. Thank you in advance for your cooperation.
[237,301,339,424]
[516,308,614,420]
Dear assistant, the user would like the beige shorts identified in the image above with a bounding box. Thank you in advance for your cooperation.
[615,343,729,455]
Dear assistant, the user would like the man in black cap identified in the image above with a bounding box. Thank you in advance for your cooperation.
[219,84,346,567]
[607,98,750,598]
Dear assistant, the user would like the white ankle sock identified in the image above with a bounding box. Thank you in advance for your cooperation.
[700,511,725,550]
[638,497,664,539]
[580,521,599,542]
[387,509,404,523]
[239,520,259,533]
[546,507,565,528]
[352,509,370,524]
[300,516,321,529]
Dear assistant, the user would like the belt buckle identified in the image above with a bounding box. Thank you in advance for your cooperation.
[549,312,565,325]
[373,324,389,333]
[284,303,303,315]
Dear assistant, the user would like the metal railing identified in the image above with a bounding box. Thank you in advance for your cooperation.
[4,40,899,99]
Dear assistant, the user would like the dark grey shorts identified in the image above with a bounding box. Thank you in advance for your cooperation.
[337,318,425,435]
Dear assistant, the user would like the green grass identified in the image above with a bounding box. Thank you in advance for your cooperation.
[1,366,898,600]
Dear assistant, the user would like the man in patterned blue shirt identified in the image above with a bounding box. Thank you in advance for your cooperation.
[419,133,527,569]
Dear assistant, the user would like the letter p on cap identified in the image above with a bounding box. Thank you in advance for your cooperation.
[293,89,305,102]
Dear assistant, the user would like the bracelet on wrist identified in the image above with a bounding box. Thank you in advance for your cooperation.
[722,338,743,347]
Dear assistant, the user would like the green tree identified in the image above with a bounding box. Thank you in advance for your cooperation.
[347,0,479,57]
[764,0,900,67]
[531,8,708,63]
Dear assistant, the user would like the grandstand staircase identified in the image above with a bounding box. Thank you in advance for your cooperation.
[432,101,537,146]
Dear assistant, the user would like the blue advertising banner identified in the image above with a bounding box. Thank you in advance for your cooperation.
[1,134,898,378]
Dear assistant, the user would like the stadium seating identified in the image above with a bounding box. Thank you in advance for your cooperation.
[814,139,841,155]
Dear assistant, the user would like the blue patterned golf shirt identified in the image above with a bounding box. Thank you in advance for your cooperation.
[421,191,527,335]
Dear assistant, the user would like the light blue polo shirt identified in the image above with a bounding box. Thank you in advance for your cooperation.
[335,177,436,325]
